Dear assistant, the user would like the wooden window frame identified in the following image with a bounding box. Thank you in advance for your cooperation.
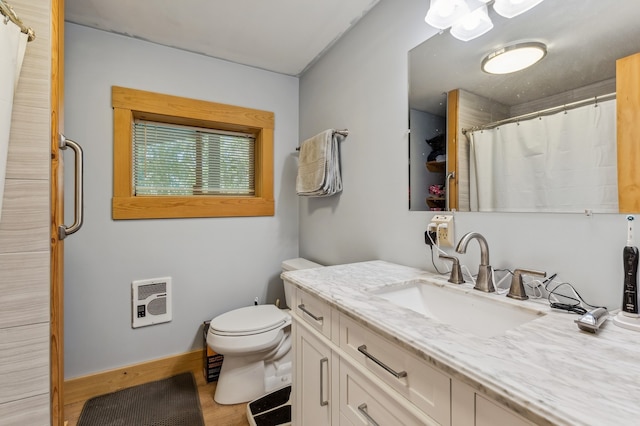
[112,86,274,219]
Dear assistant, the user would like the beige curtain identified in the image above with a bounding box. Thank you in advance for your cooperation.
[0,19,28,222]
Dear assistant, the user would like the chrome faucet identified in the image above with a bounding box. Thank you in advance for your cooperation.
[439,254,464,284]
[455,232,494,292]
[508,268,546,300]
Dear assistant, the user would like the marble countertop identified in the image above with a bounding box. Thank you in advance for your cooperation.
[282,260,640,426]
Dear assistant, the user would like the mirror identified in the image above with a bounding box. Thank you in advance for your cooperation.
[409,0,640,212]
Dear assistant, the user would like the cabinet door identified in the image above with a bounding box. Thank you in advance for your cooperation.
[294,322,333,425]
[476,394,534,426]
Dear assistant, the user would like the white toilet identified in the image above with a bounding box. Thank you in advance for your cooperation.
[207,258,322,405]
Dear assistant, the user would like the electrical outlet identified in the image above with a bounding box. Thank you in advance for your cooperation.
[432,214,454,247]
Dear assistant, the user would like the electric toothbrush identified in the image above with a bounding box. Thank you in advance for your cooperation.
[622,215,639,317]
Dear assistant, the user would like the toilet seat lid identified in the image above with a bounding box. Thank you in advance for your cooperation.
[209,304,289,335]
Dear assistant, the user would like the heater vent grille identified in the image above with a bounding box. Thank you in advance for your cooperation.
[148,297,167,316]
[132,277,172,328]
[138,282,166,300]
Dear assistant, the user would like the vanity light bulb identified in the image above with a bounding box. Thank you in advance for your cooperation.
[450,5,493,41]
[461,13,481,30]
[437,0,455,17]
[426,0,470,29]
[493,0,545,19]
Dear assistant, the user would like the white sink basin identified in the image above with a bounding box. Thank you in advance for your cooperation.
[372,279,545,338]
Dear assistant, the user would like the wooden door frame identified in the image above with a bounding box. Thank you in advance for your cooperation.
[617,52,640,212]
[446,90,459,211]
[51,0,64,423]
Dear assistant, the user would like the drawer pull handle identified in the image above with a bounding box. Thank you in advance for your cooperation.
[357,345,407,379]
[298,304,324,322]
[357,403,380,426]
[320,357,329,407]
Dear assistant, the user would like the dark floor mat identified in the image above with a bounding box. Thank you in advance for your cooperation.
[77,372,204,426]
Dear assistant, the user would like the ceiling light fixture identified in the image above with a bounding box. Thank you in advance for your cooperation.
[481,42,547,74]
[450,4,493,41]
[425,0,470,29]
[493,0,545,19]
[424,0,545,41]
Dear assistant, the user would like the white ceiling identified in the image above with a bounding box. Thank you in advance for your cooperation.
[65,0,381,76]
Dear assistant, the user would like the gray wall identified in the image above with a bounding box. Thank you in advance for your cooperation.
[64,23,300,378]
[299,0,626,310]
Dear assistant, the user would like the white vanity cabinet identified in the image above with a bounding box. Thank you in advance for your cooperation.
[293,319,335,425]
[340,314,450,425]
[288,283,536,425]
[451,379,534,426]
[291,286,339,425]
[338,357,434,425]
[295,287,335,340]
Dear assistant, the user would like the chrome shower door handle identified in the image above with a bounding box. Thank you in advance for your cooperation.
[58,134,84,240]
[446,171,455,211]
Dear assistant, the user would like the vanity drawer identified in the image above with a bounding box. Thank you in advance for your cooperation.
[339,358,435,426]
[295,288,333,340]
[340,314,451,425]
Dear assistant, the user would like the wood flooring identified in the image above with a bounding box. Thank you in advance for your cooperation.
[64,371,249,426]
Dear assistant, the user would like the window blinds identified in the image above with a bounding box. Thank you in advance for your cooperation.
[133,120,255,196]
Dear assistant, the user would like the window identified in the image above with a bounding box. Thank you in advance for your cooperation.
[133,121,256,196]
[112,87,274,219]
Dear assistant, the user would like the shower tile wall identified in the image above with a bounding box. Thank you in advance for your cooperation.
[0,0,52,423]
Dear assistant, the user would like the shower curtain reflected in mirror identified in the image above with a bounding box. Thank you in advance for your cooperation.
[0,19,28,223]
[468,99,618,213]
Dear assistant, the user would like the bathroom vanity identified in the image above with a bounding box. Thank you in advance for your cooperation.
[282,261,640,425]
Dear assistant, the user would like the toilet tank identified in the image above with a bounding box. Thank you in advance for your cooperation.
[281,258,323,308]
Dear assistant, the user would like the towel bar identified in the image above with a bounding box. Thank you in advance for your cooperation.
[295,129,348,151]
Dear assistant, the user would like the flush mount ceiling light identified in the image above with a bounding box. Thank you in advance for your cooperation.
[450,4,493,41]
[425,0,470,29]
[481,42,547,74]
[493,0,545,19]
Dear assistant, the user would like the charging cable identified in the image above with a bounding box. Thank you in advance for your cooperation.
[540,274,606,315]
[525,277,545,299]
[425,222,452,275]
[460,264,476,285]
[492,268,512,295]
[428,223,449,256]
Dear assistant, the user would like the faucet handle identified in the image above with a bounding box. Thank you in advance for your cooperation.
[508,268,546,300]
[439,254,465,284]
